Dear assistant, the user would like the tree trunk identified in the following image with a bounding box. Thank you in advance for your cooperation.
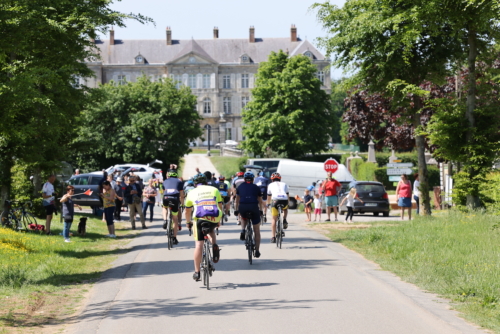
[465,27,479,209]
[32,166,43,197]
[0,158,13,212]
[413,101,431,215]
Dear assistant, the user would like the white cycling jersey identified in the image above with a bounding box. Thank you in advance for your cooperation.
[267,181,289,200]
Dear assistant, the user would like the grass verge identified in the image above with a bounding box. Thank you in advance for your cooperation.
[314,210,500,333]
[0,213,137,332]
[210,156,248,177]
[189,149,220,154]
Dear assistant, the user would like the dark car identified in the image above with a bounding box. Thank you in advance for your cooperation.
[66,173,104,211]
[339,181,390,217]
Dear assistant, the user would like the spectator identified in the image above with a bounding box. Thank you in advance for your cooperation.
[307,182,317,197]
[124,176,147,229]
[396,174,412,220]
[73,169,80,176]
[142,179,157,223]
[340,187,364,224]
[42,174,57,235]
[107,174,115,188]
[313,194,322,221]
[297,189,313,222]
[98,170,108,222]
[413,173,420,215]
[113,177,125,221]
[101,180,118,237]
[322,172,341,222]
[60,185,82,242]
[137,177,144,190]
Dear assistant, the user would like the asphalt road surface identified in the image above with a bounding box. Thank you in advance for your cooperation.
[69,207,485,334]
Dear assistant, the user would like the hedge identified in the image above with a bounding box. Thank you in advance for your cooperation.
[375,152,419,167]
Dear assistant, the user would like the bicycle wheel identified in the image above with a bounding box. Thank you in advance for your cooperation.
[278,215,283,249]
[246,222,253,265]
[23,213,37,232]
[204,242,210,289]
[276,213,282,249]
[1,210,11,228]
[166,220,172,250]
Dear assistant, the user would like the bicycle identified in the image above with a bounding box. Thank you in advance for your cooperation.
[260,208,267,226]
[243,211,255,265]
[275,204,285,249]
[166,209,174,250]
[1,201,39,232]
[1,200,21,231]
[199,220,215,290]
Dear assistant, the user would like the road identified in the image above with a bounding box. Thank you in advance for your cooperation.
[68,155,485,334]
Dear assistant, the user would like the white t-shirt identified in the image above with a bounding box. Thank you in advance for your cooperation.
[267,181,289,200]
[313,197,322,208]
[346,193,356,207]
[42,182,55,205]
[413,180,420,197]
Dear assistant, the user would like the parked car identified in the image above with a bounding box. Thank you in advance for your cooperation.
[339,181,390,217]
[66,173,103,212]
[91,161,162,182]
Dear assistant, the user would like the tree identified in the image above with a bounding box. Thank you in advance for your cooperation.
[313,0,464,215]
[330,79,347,143]
[0,0,151,206]
[241,51,334,159]
[70,76,202,172]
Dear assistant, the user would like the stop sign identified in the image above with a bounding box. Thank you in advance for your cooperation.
[324,158,339,173]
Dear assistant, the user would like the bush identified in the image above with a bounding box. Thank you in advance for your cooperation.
[479,171,500,214]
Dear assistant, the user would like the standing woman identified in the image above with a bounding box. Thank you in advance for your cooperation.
[60,185,82,242]
[101,180,118,238]
[413,173,420,215]
[142,179,157,223]
[396,174,412,220]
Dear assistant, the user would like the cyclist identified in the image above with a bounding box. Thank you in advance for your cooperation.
[234,172,263,258]
[184,179,195,195]
[266,172,289,243]
[184,173,222,282]
[162,169,184,244]
[204,171,217,188]
[216,176,230,218]
[231,171,245,221]
[254,171,270,215]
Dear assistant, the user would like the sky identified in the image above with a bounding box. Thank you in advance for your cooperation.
[108,0,346,78]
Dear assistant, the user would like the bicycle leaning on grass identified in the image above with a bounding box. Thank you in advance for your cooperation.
[1,200,42,232]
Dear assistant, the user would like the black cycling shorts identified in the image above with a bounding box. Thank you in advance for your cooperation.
[223,196,230,204]
[45,204,56,216]
[238,203,261,225]
[194,219,217,241]
[272,199,288,208]
[163,197,180,213]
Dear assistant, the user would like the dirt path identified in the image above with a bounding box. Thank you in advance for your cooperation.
[182,154,220,180]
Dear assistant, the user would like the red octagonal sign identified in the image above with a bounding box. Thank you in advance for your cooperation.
[324,158,339,173]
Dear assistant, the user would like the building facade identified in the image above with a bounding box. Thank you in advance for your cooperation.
[85,26,330,145]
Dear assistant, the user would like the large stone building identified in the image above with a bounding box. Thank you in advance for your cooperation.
[85,26,330,145]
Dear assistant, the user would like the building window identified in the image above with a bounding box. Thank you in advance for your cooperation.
[188,74,197,89]
[241,96,250,108]
[117,75,127,86]
[242,56,248,62]
[304,51,313,58]
[226,128,232,140]
[223,97,231,114]
[223,75,231,89]
[203,98,211,114]
[173,74,182,88]
[241,74,249,88]
[203,74,210,88]
[316,71,325,84]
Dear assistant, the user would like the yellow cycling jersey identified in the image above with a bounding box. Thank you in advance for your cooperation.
[185,185,223,223]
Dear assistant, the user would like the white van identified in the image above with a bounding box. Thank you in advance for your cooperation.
[246,158,292,178]
[276,160,355,209]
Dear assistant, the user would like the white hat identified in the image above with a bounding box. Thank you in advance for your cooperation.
[117,177,123,182]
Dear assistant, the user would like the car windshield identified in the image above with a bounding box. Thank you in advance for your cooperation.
[356,184,385,193]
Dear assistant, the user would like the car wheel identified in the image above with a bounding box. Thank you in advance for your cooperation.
[373,212,379,216]
[383,211,389,217]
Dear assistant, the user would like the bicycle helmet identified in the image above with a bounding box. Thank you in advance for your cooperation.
[270,172,281,181]
[204,171,212,181]
[187,180,194,186]
[244,171,254,183]
[236,171,244,178]
[167,169,178,177]
[192,173,207,185]
[258,171,264,176]
[219,175,225,181]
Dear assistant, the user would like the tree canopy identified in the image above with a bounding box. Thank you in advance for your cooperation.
[242,51,334,159]
[71,76,202,172]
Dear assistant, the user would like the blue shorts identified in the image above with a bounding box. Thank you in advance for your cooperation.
[325,196,338,207]
[398,197,412,207]
[238,203,261,225]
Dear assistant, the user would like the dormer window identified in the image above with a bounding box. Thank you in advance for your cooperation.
[135,54,145,64]
[240,54,251,63]
[189,56,196,63]
[304,51,313,59]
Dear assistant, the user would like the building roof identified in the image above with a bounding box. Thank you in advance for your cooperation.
[92,38,327,65]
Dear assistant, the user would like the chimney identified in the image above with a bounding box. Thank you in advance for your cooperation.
[166,26,172,45]
[291,24,297,42]
[213,26,219,39]
[110,28,115,45]
[249,26,255,43]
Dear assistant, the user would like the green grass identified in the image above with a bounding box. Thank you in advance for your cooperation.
[0,213,136,330]
[320,210,500,333]
[189,148,220,154]
[210,156,248,177]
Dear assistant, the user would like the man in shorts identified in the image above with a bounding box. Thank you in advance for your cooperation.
[216,175,230,219]
[254,171,269,214]
[162,169,184,244]
[266,172,289,243]
[42,174,57,235]
[234,172,263,257]
[322,172,342,221]
[184,173,222,282]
